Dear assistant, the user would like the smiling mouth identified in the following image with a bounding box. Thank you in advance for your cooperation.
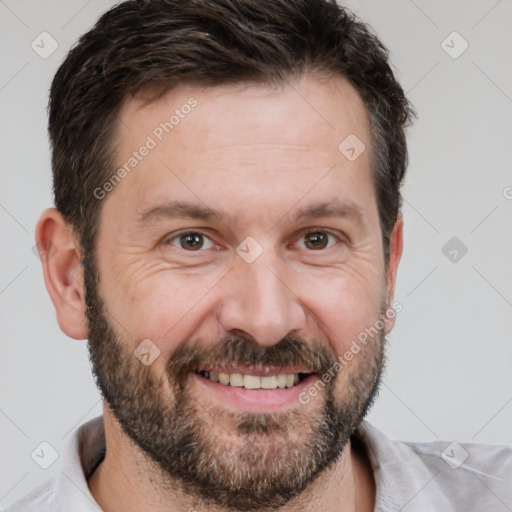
[195,369,312,390]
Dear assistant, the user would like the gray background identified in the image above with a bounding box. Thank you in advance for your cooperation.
[1,0,511,507]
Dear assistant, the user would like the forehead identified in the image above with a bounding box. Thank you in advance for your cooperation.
[106,74,375,231]
[118,74,369,149]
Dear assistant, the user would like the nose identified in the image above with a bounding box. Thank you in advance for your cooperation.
[217,251,306,347]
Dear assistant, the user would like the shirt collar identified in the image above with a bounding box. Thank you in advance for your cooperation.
[53,416,105,511]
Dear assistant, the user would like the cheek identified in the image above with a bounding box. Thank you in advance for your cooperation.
[296,269,384,355]
[106,267,224,348]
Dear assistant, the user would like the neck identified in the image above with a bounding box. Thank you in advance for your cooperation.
[88,410,375,512]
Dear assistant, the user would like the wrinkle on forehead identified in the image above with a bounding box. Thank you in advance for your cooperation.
[205,143,312,153]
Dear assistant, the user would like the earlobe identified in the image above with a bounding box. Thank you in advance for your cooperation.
[384,214,404,333]
[35,208,88,340]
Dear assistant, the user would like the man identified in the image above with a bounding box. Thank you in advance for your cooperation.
[8,0,511,510]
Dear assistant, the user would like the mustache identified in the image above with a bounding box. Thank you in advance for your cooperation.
[166,335,339,381]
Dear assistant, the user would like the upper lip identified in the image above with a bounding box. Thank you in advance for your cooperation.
[196,365,314,377]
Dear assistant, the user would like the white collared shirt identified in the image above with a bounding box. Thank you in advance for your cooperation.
[5,416,511,511]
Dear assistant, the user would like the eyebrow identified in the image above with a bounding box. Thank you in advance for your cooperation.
[136,198,367,232]
[137,201,227,224]
[292,199,367,232]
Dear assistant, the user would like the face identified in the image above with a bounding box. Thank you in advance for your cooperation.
[84,74,394,510]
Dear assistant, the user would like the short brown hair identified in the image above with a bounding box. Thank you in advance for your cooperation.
[49,0,415,265]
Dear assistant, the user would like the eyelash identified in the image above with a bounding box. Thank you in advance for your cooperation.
[165,228,344,253]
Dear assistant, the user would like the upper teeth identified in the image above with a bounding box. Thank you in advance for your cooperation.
[203,371,300,389]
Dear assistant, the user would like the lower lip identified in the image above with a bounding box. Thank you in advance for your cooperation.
[191,372,319,412]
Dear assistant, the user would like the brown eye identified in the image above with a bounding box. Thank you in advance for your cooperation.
[168,232,215,251]
[304,232,328,250]
[180,233,204,250]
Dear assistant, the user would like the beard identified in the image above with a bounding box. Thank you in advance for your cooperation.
[82,249,386,511]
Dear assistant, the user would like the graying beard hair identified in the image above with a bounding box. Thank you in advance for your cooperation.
[153,396,345,511]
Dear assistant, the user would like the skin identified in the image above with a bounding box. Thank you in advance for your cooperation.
[36,73,403,512]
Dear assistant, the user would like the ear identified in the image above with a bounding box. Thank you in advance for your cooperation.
[383,214,403,334]
[35,208,88,340]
